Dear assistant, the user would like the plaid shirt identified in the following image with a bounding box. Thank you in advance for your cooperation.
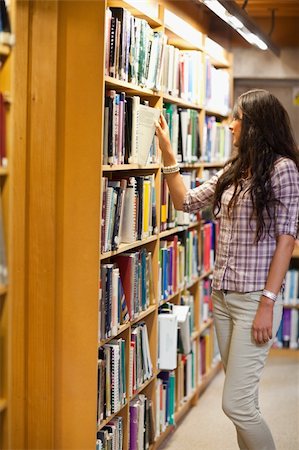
[183,157,299,292]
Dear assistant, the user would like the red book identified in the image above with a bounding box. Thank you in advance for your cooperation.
[115,253,135,319]
[203,223,211,273]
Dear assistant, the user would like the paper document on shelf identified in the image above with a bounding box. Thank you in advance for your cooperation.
[137,105,160,166]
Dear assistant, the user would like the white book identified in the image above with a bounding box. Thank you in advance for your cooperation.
[137,395,145,450]
[158,314,178,370]
[111,268,119,336]
[173,304,191,355]
[137,104,160,166]
[119,177,137,243]
[177,172,191,226]
[290,308,299,349]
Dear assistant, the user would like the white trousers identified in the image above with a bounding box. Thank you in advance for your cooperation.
[212,290,283,450]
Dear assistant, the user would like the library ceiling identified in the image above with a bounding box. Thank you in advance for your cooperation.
[234,0,299,47]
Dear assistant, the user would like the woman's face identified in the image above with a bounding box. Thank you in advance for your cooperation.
[229,109,242,147]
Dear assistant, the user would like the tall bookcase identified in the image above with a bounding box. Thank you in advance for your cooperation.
[5,1,233,449]
[96,1,233,449]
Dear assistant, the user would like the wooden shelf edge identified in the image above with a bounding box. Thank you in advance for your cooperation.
[0,398,7,413]
[205,108,231,118]
[283,303,299,309]
[102,163,160,172]
[100,234,158,260]
[97,401,128,431]
[270,347,299,357]
[162,93,203,110]
[105,75,160,96]
[108,0,162,28]
[0,166,8,176]
[98,304,157,347]
[0,284,8,296]
[292,242,299,258]
[130,374,156,402]
[159,221,199,239]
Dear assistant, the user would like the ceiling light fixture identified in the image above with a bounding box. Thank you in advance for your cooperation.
[200,0,280,56]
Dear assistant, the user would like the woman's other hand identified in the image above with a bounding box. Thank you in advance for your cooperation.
[252,298,274,344]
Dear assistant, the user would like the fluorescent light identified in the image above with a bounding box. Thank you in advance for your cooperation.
[201,0,277,54]
[164,9,204,49]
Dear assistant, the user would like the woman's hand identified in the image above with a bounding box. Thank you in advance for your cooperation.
[252,297,274,344]
[155,114,176,166]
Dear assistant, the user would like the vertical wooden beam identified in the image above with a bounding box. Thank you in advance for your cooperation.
[54,1,105,448]
[26,1,58,448]
[9,0,29,448]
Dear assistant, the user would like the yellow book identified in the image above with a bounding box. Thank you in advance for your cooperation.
[142,177,151,239]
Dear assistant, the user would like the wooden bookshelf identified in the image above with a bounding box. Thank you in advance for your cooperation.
[6,0,233,448]
[0,398,7,413]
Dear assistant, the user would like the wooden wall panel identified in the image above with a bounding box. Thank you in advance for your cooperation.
[9,0,29,448]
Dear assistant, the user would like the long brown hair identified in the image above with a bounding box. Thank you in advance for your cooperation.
[213,89,299,242]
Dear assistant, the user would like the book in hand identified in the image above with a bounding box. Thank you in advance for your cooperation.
[136,105,160,166]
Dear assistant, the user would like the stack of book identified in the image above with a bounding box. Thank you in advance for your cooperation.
[163,104,201,164]
[105,7,166,90]
[129,322,153,396]
[202,115,231,163]
[101,175,157,253]
[115,248,155,320]
[97,339,126,423]
[96,416,123,450]
[156,371,176,437]
[159,230,199,302]
[205,57,230,115]
[129,394,155,450]
[103,92,160,166]
[161,47,203,104]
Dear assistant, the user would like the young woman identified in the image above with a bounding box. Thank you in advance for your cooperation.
[155,89,299,450]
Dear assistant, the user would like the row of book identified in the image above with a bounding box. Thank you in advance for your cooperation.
[160,171,200,232]
[103,90,231,169]
[97,321,218,447]
[98,338,127,423]
[101,175,157,253]
[103,91,160,166]
[202,115,232,163]
[105,7,166,90]
[96,416,123,450]
[159,231,199,302]
[130,394,155,450]
[199,276,213,326]
[105,7,231,110]
[284,269,299,305]
[161,47,204,105]
[99,240,215,342]
[205,57,230,115]
[275,307,299,349]
[97,322,153,425]
[99,248,155,340]
[156,330,217,439]
[201,221,219,274]
[163,103,201,164]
